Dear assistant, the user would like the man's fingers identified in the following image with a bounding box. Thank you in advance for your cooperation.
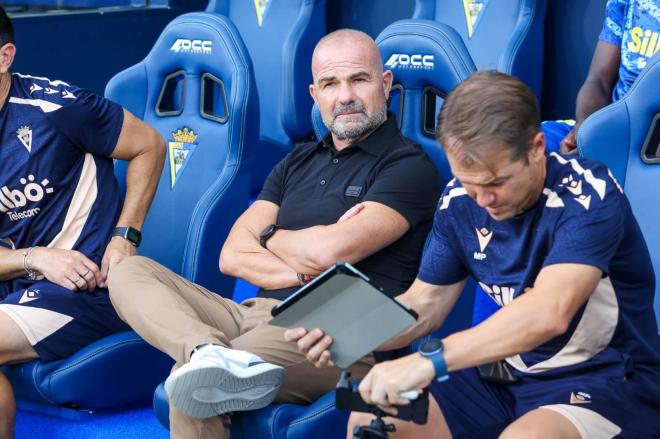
[99,256,110,288]
[79,267,97,291]
[284,327,307,342]
[358,372,373,403]
[296,328,324,354]
[306,335,333,364]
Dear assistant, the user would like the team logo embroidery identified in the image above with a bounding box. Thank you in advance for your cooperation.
[560,174,583,196]
[474,227,492,260]
[29,83,43,94]
[463,0,488,38]
[168,127,198,189]
[574,194,592,210]
[62,90,76,99]
[560,173,593,210]
[19,289,40,304]
[570,391,592,404]
[44,87,59,95]
[476,227,493,252]
[253,0,271,27]
[16,126,33,153]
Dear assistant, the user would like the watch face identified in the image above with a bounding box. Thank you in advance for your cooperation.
[126,227,141,245]
[420,339,443,355]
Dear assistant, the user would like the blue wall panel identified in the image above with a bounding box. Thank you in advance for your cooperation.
[10,5,203,95]
[7,0,609,128]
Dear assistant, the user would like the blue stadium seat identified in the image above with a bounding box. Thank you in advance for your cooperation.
[6,12,258,413]
[577,52,660,330]
[376,19,476,184]
[412,0,547,102]
[207,0,326,193]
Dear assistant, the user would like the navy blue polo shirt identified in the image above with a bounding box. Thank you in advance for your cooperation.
[419,152,660,378]
[257,115,440,300]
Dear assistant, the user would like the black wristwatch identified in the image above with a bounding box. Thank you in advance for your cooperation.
[112,226,142,247]
[418,338,449,382]
[259,224,281,249]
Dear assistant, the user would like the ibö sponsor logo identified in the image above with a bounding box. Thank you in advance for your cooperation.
[384,54,434,69]
[170,39,213,54]
[0,175,54,221]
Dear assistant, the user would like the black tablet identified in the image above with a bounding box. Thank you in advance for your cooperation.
[270,261,418,368]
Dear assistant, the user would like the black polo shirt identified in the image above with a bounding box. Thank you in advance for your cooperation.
[257,115,441,300]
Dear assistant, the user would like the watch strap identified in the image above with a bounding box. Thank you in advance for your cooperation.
[112,226,141,247]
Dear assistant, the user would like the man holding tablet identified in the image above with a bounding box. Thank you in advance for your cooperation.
[109,29,440,439]
[293,71,660,438]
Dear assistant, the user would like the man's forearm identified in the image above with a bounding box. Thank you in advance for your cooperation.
[575,79,612,125]
[379,279,465,351]
[266,226,332,275]
[0,248,27,281]
[118,146,164,229]
[442,290,565,372]
[220,228,299,290]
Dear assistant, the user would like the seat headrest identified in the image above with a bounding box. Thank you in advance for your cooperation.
[142,12,252,84]
[376,19,476,93]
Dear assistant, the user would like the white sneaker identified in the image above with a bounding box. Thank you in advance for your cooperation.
[164,345,285,419]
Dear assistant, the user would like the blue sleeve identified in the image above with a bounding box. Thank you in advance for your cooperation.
[599,0,627,46]
[543,168,625,274]
[46,88,124,157]
[417,205,469,285]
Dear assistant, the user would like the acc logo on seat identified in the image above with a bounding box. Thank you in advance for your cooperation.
[384,54,434,70]
[170,39,213,54]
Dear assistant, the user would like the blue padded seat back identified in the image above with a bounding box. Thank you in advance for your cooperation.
[376,19,476,185]
[413,0,546,101]
[207,0,325,145]
[106,12,258,294]
[578,52,660,327]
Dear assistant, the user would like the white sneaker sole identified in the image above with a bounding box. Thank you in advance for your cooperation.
[164,361,285,418]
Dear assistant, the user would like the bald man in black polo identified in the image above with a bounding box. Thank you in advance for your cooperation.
[109,29,440,439]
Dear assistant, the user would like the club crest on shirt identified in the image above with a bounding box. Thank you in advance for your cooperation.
[16,125,33,153]
[168,127,198,189]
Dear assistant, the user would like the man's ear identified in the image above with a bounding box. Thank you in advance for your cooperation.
[529,131,546,163]
[0,43,16,74]
[382,70,393,97]
[309,83,318,104]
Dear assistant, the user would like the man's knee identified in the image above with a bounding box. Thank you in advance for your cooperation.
[107,255,155,301]
[0,313,38,365]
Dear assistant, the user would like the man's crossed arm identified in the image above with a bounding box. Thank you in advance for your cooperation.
[219,200,410,290]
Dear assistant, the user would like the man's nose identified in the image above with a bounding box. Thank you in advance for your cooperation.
[474,188,496,208]
[337,82,356,104]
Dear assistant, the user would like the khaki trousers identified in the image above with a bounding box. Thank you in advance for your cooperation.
[108,256,373,439]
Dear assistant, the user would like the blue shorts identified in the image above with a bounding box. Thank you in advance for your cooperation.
[0,279,130,362]
[430,367,660,438]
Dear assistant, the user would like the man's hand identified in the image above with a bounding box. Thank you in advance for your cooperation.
[358,354,435,415]
[99,236,137,287]
[284,327,335,368]
[29,247,102,292]
[559,126,579,154]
